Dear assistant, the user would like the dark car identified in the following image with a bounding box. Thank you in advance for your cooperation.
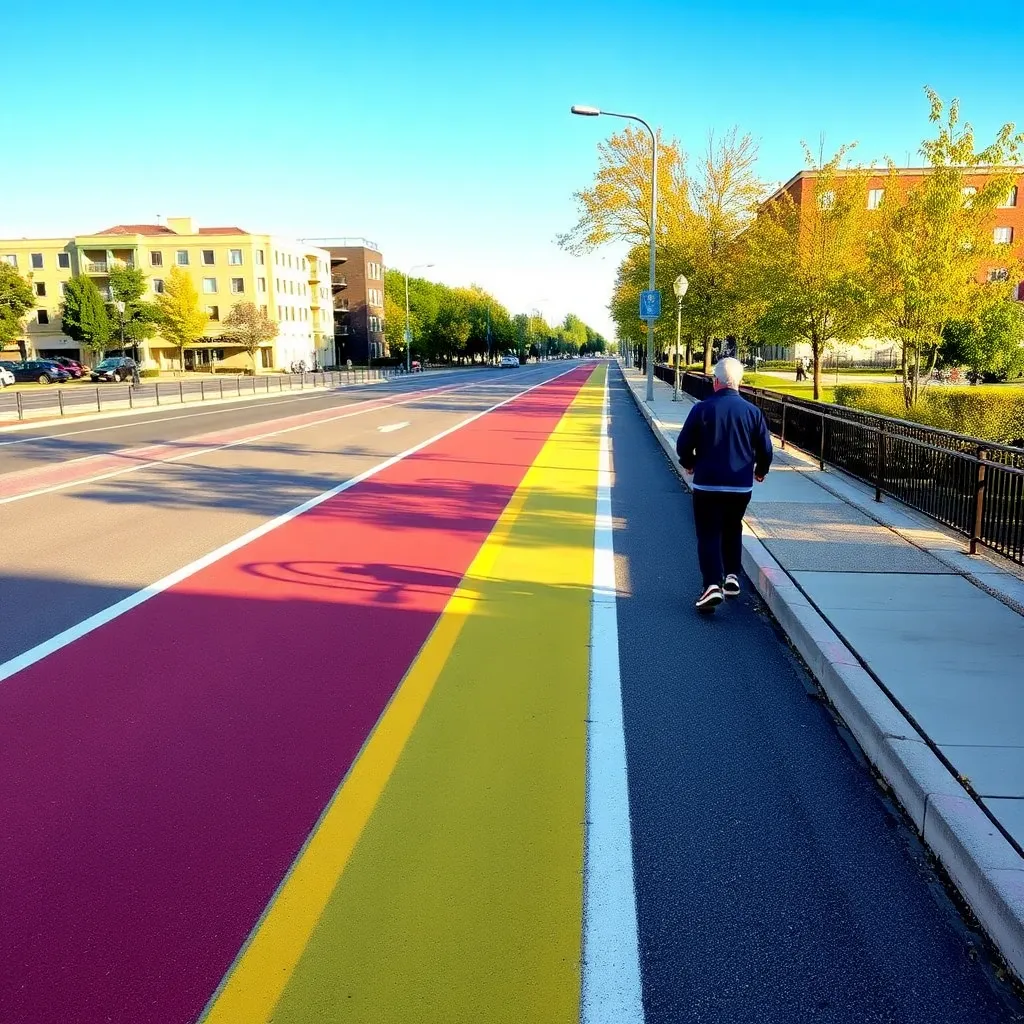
[51,357,87,378]
[90,357,138,382]
[8,360,72,384]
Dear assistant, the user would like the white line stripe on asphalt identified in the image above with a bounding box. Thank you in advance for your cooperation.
[0,366,579,684]
[377,422,409,433]
[581,369,645,1023]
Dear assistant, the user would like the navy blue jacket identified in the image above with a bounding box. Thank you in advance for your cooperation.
[675,388,773,492]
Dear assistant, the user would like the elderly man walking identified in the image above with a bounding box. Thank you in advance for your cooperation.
[675,357,773,612]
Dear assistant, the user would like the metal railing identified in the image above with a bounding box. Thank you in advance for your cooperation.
[0,368,399,424]
[655,365,1024,567]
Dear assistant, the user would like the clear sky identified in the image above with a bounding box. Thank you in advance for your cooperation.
[1,0,1019,340]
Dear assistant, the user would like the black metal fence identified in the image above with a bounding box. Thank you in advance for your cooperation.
[0,367,399,423]
[654,365,1024,567]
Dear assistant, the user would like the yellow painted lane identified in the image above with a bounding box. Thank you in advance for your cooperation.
[200,365,606,1023]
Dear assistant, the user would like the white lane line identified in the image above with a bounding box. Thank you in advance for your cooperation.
[0,372,475,446]
[0,381,489,506]
[0,366,580,684]
[582,370,644,1023]
[377,422,409,434]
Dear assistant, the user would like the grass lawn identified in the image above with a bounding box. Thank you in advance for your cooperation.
[743,373,836,403]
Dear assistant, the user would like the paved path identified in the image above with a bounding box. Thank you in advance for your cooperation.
[0,361,1020,1022]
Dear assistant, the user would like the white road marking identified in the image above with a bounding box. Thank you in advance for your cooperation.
[377,422,410,433]
[582,369,644,1023]
[0,366,579,684]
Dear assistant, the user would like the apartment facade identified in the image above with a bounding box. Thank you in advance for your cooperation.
[0,218,334,371]
[303,238,386,365]
[763,167,1024,363]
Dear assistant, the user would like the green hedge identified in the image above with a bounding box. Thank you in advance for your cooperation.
[834,384,1024,445]
[140,368,160,378]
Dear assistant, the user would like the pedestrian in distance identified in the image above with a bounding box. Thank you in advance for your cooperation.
[675,357,773,613]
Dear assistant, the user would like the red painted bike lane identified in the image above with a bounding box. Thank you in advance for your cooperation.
[0,368,589,1024]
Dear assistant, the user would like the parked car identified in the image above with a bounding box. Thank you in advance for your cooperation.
[51,357,87,378]
[90,357,138,382]
[499,354,519,369]
[7,360,72,384]
[0,365,14,387]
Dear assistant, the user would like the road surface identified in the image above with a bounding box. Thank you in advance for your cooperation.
[0,361,1019,1022]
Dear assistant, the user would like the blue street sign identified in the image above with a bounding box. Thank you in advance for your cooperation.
[639,289,661,319]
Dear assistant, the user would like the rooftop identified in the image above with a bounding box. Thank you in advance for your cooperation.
[95,223,249,236]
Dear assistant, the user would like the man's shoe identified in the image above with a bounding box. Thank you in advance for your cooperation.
[695,584,724,612]
[723,574,741,598]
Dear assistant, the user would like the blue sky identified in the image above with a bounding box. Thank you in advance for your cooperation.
[1,0,1019,340]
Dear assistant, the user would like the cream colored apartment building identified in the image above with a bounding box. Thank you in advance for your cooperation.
[0,217,334,371]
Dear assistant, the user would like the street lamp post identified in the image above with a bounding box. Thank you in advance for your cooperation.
[672,274,688,402]
[572,104,658,401]
[404,263,434,373]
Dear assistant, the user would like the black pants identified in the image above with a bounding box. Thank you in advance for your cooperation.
[692,489,751,589]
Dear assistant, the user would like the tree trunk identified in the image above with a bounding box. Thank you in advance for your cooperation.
[702,336,712,375]
[812,334,821,401]
[901,345,912,409]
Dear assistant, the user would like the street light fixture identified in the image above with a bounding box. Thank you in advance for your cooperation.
[405,263,434,373]
[571,103,658,401]
[672,274,688,402]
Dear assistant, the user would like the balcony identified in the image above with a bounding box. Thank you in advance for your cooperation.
[84,261,109,274]
[331,273,348,289]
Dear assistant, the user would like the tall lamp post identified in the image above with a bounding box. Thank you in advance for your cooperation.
[572,104,658,401]
[672,274,688,402]
[404,263,434,373]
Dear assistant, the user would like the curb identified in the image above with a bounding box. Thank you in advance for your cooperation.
[620,365,1024,981]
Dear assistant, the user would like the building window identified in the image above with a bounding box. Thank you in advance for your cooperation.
[151,251,163,267]
[35,282,46,297]
[962,186,977,207]
[31,252,43,269]
[206,305,220,321]
[203,277,217,293]
[38,310,49,325]
[994,227,1014,245]
[58,252,70,269]
[867,188,884,210]
[2,255,17,267]
[231,277,244,293]
[229,249,243,265]
[202,249,215,265]
[153,279,165,294]
[989,268,1010,282]
[60,282,67,296]
[176,250,189,265]
[817,190,835,210]
[1000,186,1018,209]
[256,250,265,265]
[258,276,267,292]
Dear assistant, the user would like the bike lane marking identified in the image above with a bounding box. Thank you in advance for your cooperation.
[0,368,587,1024]
[201,365,608,1023]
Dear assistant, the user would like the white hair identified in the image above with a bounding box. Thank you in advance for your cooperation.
[713,357,744,389]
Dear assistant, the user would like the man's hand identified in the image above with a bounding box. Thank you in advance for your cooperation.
[755,474,765,483]
[681,465,694,478]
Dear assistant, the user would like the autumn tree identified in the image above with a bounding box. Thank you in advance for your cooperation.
[155,266,208,370]
[61,274,112,361]
[0,262,34,351]
[221,301,279,373]
[668,129,764,371]
[746,143,874,399]
[867,89,1023,406]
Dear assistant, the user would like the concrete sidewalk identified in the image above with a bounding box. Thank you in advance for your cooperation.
[620,363,1024,980]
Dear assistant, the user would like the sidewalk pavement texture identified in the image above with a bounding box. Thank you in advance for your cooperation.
[622,364,1024,981]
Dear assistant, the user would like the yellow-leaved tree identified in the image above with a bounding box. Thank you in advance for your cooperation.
[155,266,209,371]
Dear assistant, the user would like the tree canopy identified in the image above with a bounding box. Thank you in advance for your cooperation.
[0,262,35,348]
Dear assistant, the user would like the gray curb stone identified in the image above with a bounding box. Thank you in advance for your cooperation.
[621,365,1024,981]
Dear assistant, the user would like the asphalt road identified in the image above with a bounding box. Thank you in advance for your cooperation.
[0,362,570,663]
[0,367,499,476]
[606,366,1021,1022]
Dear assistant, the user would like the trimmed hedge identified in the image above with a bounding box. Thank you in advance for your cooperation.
[140,368,160,379]
[834,384,1024,445]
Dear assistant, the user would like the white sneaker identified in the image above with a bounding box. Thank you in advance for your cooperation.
[695,584,724,612]
[723,574,741,598]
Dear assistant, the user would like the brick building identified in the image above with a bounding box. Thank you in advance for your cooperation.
[302,238,385,366]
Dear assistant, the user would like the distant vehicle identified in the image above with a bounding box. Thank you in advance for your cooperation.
[499,354,519,368]
[0,366,14,387]
[7,360,71,384]
[50,357,87,378]
[90,356,138,382]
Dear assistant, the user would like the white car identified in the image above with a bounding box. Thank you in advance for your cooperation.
[499,354,519,368]
[0,366,14,387]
